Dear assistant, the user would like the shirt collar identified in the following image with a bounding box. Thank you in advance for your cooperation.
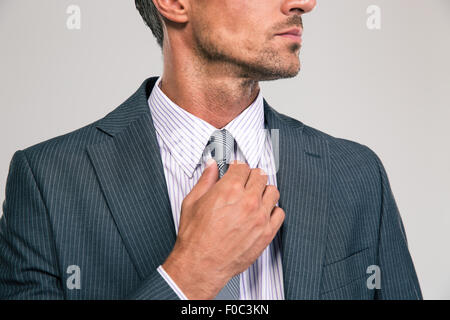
[148,76,266,178]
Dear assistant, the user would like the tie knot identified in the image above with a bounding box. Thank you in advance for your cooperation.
[207,129,235,178]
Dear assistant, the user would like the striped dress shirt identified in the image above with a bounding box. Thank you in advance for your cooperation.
[149,76,284,300]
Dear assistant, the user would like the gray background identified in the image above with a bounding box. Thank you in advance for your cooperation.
[0,0,449,299]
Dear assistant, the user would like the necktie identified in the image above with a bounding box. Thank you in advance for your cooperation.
[206,129,241,299]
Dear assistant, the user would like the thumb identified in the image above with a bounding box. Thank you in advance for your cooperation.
[186,158,218,203]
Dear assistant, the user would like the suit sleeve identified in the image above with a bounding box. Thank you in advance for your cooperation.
[126,266,185,300]
[0,150,64,299]
[0,150,181,300]
[373,153,422,299]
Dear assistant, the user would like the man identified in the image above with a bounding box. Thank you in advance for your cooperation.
[0,0,421,300]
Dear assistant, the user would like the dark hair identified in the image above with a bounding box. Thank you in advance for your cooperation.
[135,0,164,48]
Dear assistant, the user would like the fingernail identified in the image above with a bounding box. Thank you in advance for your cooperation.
[206,158,216,168]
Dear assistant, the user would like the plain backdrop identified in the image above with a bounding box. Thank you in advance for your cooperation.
[0,0,449,299]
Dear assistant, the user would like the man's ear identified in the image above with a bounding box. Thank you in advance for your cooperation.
[152,0,189,24]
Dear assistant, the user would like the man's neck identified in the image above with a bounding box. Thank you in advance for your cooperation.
[160,51,261,129]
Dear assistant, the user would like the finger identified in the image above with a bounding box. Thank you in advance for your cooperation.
[244,168,268,197]
[185,158,219,204]
[221,160,251,186]
[269,207,285,236]
[261,185,280,216]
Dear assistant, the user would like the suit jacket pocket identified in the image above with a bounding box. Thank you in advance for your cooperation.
[319,246,376,299]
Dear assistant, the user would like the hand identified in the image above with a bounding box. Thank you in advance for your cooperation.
[162,160,285,299]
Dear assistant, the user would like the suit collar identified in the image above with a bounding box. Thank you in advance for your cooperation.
[89,77,330,298]
[94,77,157,137]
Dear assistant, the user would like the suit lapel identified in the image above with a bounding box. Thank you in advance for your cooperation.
[87,78,176,279]
[264,101,331,299]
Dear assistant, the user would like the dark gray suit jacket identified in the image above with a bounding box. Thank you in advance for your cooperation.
[0,77,422,299]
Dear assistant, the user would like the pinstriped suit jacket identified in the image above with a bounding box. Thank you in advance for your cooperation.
[0,77,422,299]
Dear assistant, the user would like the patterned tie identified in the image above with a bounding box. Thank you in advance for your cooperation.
[206,129,241,299]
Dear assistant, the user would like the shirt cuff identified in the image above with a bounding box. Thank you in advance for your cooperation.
[157,265,188,300]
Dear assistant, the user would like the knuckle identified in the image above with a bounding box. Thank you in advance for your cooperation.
[254,167,267,178]
[256,169,268,184]
[268,185,280,199]
[181,197,192,210]
[243,195,260,211]
[240,162,250,169]
[227,181,244,196]
[279,207,286,219]
[233,161,250,171]
[254,211,267,227]
[274,207,286,225]
[252,167,265,176]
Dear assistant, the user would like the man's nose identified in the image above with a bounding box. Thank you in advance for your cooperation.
[281,0,317,15]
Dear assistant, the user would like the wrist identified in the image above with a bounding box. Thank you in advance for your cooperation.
[162,245,221,299]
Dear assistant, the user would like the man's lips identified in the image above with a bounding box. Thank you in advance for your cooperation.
[275,28,303,42]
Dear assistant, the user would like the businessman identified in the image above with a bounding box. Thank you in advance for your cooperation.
[0,0,422,299]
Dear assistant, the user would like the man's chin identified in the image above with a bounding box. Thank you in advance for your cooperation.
[250,52,301,81]
[255,62,301,81]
